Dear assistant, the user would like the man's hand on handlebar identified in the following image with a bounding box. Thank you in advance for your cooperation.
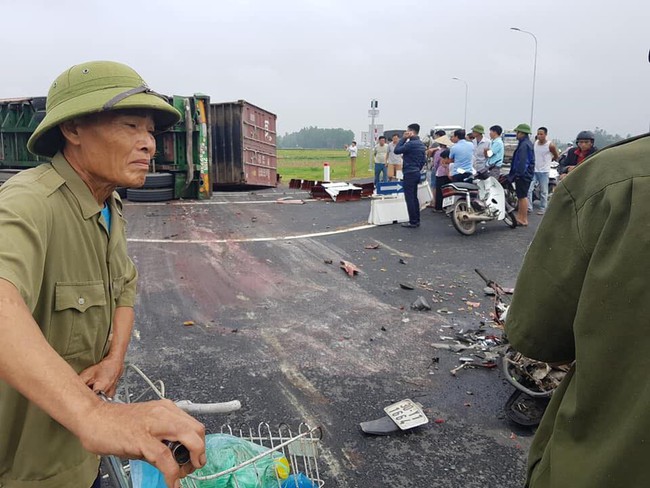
[80,399,206,488]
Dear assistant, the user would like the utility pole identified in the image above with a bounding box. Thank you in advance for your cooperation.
[368,99,379,171]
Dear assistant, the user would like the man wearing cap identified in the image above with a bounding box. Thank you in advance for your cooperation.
[0,61,205,487]
[509,123,535,226]
[470,125,490,173]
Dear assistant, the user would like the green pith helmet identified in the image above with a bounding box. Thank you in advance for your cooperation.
[27,60,182,157]
[471,124,485,135]
[513,123,532,135]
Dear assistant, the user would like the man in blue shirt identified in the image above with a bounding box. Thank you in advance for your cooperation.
[449,129,474,182]
[509,123,535,226]
[486,125,505,178]
[394,123,426,228]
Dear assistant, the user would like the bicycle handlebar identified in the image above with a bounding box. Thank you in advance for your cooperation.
[174,399,242,415]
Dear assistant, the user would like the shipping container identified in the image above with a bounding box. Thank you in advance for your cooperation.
[210,100,277,188]
[0,97,49,168]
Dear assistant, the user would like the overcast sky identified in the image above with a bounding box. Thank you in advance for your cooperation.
[2,0,648,143]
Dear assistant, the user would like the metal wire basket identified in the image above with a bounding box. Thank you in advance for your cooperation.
[182,423,324,488]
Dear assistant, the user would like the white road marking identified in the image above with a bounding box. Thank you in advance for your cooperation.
[127,224,375,244]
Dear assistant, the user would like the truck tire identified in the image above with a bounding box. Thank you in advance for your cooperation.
[142,173,174,189]
[126,188,174,202]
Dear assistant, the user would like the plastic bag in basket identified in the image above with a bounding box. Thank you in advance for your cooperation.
[189,433,291,488]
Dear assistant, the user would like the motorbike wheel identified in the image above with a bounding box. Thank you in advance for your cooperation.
[451,200,477,236]
[504,211,518,229]
[505,188,518,211]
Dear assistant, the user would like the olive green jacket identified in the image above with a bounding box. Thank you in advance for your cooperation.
[0,154,137,487]
[507,134,650,487]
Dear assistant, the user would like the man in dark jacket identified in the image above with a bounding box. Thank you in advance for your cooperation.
[506,133,650,488]
[509,123,535,226]
[559,130,598,179]
[394,123,426,228]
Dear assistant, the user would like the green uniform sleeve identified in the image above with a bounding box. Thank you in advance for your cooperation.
[116,257,138,308]
[0,185,50,311]
[506,183,591,363]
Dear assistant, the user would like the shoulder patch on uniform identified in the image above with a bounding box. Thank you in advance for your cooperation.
[6,165,65,197]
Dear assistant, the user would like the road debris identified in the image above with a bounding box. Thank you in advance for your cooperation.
[399,283,415,290]
[436,308,453,315]
[276,197,305,205]
[399,258,407,265]
[360,399,428,436]
[364,243,380,249]
[324,259,333,265]
[340,260,360,277]
[411,296,432,311]
[183,320,195,326]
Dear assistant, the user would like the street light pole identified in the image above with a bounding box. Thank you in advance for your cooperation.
[511,27,538,129]
[452,77,468,129]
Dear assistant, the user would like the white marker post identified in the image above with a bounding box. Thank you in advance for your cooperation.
[323,162,331,182]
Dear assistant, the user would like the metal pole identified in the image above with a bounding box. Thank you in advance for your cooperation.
[452,78,468,128]
[369,106,375,171]
[511,28,538,129]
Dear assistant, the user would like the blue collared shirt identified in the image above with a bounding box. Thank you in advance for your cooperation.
[449,139,474,175]
[487,137,504,168]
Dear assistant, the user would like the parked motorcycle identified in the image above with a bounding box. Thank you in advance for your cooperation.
[501,162,560,211]
[442,171,518,236]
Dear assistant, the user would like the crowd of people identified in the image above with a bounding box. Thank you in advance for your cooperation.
[362,123,599,229]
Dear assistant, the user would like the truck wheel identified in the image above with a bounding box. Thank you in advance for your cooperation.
[142,173,174,189]
[451,200,476,236]
[126,188,174,202]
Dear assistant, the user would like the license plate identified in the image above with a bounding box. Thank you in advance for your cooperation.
[384,399,429,430]
[442,196,455,208]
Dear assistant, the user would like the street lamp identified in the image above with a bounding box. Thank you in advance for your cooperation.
[452,77,468,129]
[511,27,538,129]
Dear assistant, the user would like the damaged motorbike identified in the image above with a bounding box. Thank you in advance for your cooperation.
[442,170,518,236]
[476,269,570,427]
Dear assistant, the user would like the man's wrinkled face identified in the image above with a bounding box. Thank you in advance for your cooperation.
[70,111,156,188]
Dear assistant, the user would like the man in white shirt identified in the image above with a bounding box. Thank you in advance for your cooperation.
[386,134,403,180]
[346,141,358,178]
[470,124,490,173]
[528,127,560,214]
[373,136,389,185]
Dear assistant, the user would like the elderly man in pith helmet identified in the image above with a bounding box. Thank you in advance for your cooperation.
[0,61,206,488]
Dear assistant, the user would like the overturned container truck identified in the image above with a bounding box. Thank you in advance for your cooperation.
[0,96,277,199]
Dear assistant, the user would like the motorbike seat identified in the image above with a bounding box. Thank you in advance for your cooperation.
[445,182,479,191]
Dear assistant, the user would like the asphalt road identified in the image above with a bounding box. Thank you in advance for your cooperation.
[121,187,545,488]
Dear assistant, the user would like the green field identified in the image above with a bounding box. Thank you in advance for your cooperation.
[277,148,375,182]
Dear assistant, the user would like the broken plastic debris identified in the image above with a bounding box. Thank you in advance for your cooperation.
[437,308,453,315]
[399,283,415,290]
[183,320,195,326]
[399,258,407,265]
[340,260,360,277]
[324,259,333,265]
[411,296,432,311]
[364,243,380,249]
[466,301,481,308]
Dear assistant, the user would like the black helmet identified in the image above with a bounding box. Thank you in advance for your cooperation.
[576,130,595,141]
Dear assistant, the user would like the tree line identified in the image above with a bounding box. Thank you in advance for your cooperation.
[278,127,354,149]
